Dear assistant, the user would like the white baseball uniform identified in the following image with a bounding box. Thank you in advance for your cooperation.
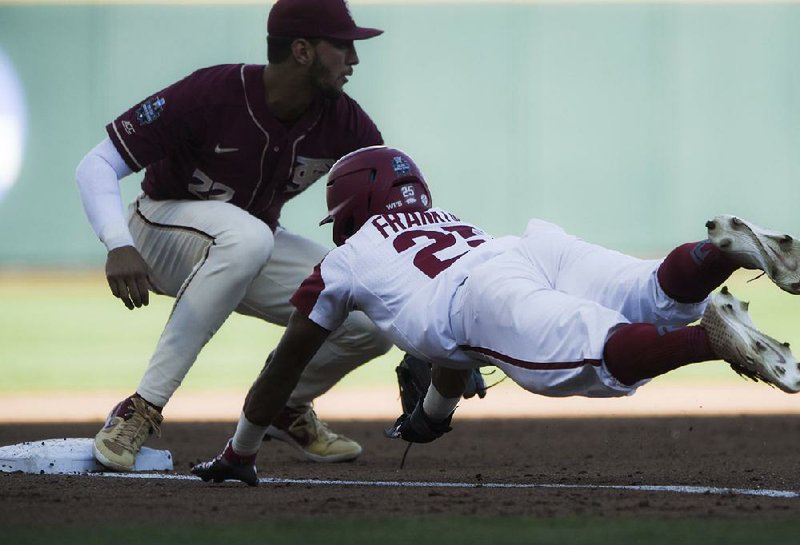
[292,208,708,398]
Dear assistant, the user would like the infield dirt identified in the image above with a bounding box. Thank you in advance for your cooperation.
[1,416,799,524]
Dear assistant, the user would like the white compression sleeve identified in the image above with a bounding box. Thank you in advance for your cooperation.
[232,412,269,456]
[75,137,135,251]
[422,384,460,421]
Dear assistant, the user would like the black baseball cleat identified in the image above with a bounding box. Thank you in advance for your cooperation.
[191,440,258,486]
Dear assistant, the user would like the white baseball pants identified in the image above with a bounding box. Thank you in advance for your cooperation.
[128,195,392,408]
[451,218,708,398]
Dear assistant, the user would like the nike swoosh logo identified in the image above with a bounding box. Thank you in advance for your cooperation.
[214,144,239,154]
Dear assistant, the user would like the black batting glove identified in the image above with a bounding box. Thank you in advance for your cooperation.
[385,400,453,444]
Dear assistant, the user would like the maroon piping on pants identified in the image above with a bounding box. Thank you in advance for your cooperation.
[459,345,602,370]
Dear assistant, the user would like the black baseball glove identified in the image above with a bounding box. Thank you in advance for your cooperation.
[396,354,487,415]
[384,399,453,443]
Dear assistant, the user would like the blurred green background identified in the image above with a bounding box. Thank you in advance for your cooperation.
[0,0,799,265]
[1,1,799,392]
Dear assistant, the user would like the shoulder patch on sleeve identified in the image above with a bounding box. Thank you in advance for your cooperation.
[135,96,166,126]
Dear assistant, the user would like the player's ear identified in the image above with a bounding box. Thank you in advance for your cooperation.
[291,38,315,66]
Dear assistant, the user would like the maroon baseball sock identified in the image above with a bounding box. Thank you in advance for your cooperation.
[603,324,715,385]
[223,440,257,465]
[656,240,738,303]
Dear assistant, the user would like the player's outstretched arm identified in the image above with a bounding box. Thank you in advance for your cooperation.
[192,312,331,486]
[243,311,332,426]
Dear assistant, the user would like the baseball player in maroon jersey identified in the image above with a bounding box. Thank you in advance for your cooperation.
[190,145,800,485]
[75,0,396,471]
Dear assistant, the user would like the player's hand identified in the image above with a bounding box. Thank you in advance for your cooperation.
[105,245,153,310]
[384,400,453,444]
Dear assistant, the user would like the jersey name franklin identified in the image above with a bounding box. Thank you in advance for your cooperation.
[371,210,461,239]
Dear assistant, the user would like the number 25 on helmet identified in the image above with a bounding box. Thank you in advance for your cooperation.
[320,146,433,246]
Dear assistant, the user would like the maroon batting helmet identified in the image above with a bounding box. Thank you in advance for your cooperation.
[321,146,432,246]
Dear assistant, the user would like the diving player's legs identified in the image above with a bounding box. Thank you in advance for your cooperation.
[604,215,800,390]
[453,216,800,400]
[520,218,708,328]
[451,245,634,398]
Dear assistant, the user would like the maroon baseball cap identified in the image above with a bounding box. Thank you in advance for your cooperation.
[268,0,383,41]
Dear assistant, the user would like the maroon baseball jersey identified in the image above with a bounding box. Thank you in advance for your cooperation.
[106,64,383,229]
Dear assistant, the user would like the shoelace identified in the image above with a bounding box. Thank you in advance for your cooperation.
[113,402,162,447]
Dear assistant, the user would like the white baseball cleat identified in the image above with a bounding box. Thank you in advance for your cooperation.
[706,215,800,294]
[701,287,800,393]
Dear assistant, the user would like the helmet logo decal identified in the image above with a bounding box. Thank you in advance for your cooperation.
[420,194,429,207]
[392,155,411,175]
[401,184,417,205]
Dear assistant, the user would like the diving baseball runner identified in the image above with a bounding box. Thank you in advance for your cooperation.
[192,145,800,486]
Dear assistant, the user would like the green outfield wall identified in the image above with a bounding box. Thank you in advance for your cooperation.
[0,1,798,265]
